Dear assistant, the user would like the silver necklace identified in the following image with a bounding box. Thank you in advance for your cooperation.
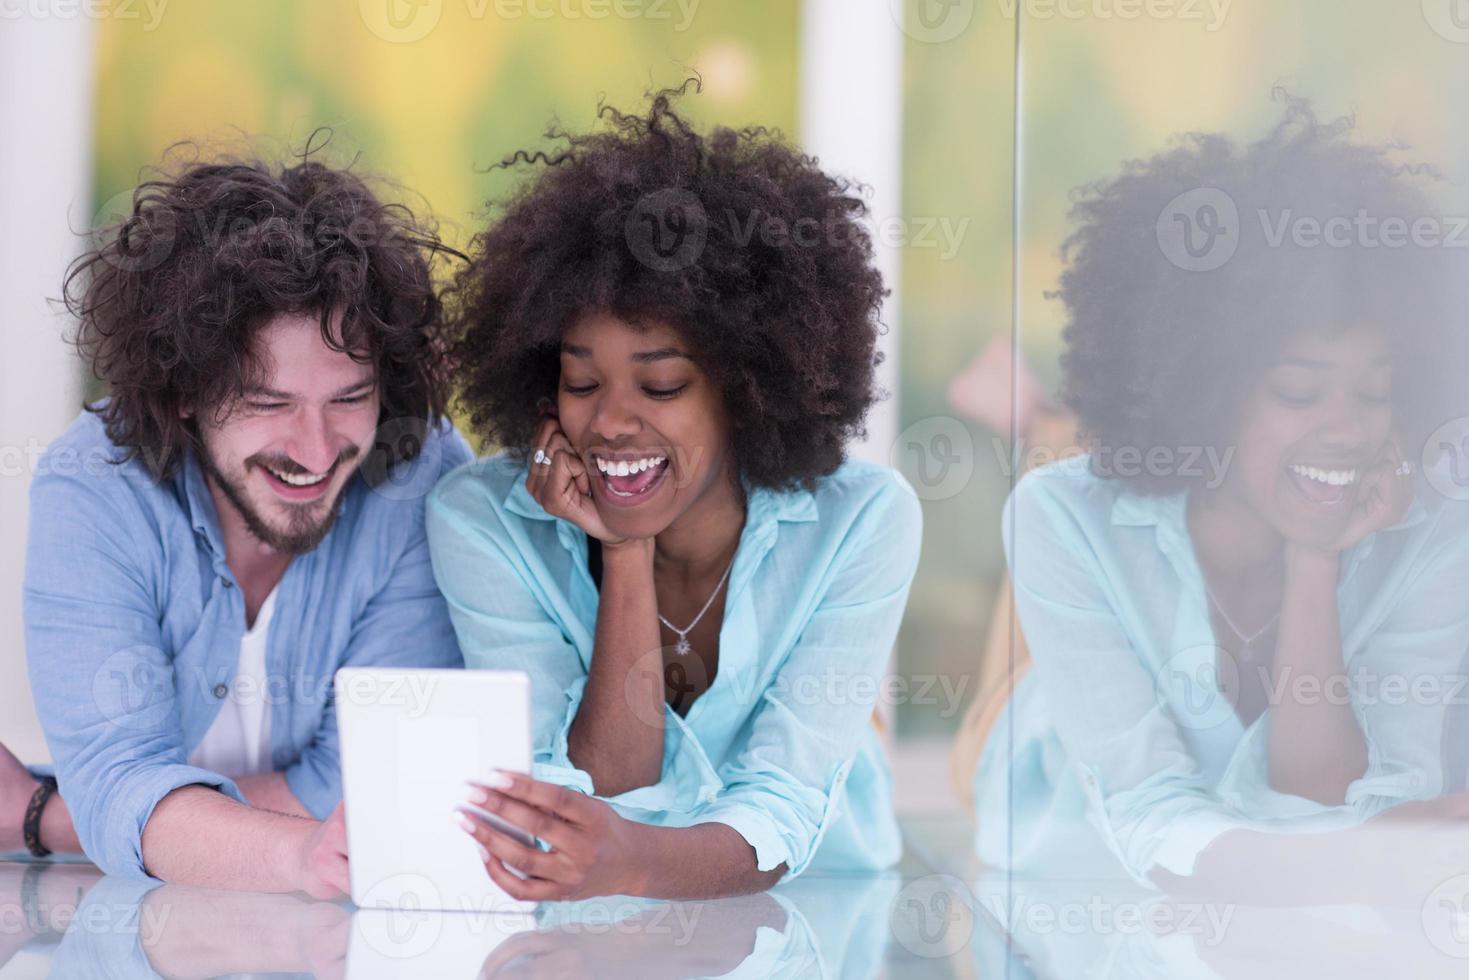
[659,557,734,657]
[1202,582,1279,660]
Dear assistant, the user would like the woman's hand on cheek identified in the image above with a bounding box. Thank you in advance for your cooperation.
[526,414,628,546]
[1326,433,1413,555]
[459,772,649,902]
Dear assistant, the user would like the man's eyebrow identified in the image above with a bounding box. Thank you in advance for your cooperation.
[242,377,375,400]
[331,378,377,398]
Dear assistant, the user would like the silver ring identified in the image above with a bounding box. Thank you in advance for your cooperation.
[533,448,552,467]
[1396,461,1414,477]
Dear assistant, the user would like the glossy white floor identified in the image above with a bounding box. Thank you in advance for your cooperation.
[6,813,1469,978]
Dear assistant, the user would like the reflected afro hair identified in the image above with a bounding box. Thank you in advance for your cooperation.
[1055,92,1463,494]
[445,80,888,491]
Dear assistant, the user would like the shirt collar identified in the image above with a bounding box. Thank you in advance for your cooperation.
[178,443,228,561]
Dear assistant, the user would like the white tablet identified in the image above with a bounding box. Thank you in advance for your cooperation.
[334,667,535,913]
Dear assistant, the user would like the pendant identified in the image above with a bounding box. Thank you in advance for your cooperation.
[674,635,692,656]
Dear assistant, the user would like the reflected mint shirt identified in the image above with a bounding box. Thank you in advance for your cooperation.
[426,453,921,879]
[974,455,1469,885]
[24,410,473,879]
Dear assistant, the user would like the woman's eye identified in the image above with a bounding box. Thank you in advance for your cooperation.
[561,382,598,396]
[643,385,688,400]
[247,401,287,412]
[334,394,372,406]
[1271,389,1317,406]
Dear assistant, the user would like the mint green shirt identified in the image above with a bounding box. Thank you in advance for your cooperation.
[975,455,1469,884]
[426,454,921,879]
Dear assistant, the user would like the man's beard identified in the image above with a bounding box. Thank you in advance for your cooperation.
[197,443,357,555]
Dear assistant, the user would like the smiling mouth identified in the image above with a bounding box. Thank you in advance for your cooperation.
[258,460,337,501]
[1286,463,1359,507]
[593,453,670,501]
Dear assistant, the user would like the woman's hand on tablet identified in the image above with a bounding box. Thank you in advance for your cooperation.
[297,802,351,900]
[461,771,646,901]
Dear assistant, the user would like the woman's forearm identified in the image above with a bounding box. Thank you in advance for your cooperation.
[632,821,786,900]
[1266,548,1367,804]
[567,538,666,795]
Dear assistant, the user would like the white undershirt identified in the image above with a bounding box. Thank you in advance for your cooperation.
[188,586,279,778]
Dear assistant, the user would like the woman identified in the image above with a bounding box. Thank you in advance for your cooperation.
[970,97,1469,891]
[426,84,921,901]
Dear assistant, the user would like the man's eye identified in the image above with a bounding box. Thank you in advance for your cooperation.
[334,394,373,405]
[247,401,287,412]
[1271,389,1316,406]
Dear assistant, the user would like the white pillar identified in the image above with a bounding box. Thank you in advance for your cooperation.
[797,0,904,468]
[0,10,93,761]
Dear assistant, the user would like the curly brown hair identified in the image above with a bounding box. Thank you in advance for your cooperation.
[445,81,889,491]
[64,138,463,480]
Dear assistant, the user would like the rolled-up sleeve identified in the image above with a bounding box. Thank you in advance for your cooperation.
[24,467,246,879]
[691,477,922,879]
[1340,502,1469,815]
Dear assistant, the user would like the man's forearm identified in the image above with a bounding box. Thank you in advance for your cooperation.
[140,785,316,892]
[567,538,665,794]
[634,822,786,900]
[234,773,312,818]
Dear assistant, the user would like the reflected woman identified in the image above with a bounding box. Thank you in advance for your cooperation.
[970,97,1469,890]
[427,84,921,901]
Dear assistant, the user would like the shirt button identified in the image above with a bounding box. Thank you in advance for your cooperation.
[213,684,228,699]
[220,578,233,588]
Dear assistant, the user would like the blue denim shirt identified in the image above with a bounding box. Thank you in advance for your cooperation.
[426,454,921,880]
[23,409,473,879]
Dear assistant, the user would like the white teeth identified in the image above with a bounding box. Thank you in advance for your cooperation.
[267,466,327,487]
[1288,464,1358,486]
[595,455,667,478]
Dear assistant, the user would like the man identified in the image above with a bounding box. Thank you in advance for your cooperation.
[0,153,472,895]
